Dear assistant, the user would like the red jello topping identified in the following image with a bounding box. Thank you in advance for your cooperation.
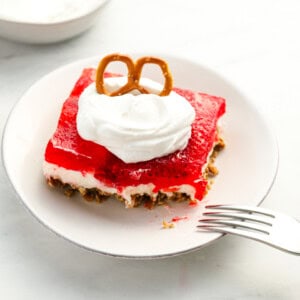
[44,69,225,200]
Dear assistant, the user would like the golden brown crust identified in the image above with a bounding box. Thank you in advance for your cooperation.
[46,177,191,208]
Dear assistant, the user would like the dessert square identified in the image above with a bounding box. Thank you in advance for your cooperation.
[43,68,225,208]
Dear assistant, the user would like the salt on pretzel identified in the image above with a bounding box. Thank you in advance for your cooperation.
[95,54,173,96]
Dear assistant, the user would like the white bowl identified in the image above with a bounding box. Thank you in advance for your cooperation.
[0,0,108,44]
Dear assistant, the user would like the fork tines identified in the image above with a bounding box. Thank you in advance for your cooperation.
[205,204,275,217]
[198,204,275,235]
[197,204,300,255]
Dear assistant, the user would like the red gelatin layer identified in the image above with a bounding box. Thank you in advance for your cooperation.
[44,69,225,200]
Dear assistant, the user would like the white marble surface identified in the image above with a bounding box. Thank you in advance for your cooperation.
[1,0,300,299]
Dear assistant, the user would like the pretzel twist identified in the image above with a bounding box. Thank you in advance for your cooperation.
[95,54,173,96]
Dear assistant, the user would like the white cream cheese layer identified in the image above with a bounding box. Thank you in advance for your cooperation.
[76,77,195,163]
[43,162,196,208]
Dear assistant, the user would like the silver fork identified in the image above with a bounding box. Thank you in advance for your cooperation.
[198,204,300,255]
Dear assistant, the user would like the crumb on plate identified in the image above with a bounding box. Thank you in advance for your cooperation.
[162,220,175,229]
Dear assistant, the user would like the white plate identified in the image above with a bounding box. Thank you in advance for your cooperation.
[2,54,278,258]
[0,0,109,44]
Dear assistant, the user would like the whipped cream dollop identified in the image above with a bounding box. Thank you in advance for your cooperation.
[76,77,195,163]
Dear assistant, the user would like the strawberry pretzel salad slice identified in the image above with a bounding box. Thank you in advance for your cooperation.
[43,54,226,208]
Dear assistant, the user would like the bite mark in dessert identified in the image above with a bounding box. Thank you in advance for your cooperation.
[43,54,225,208]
